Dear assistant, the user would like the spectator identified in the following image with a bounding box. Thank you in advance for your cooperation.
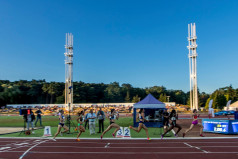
[84,112,89,129]
[35,108,43,127]
[97,108,105,133]
[26,109,35,133]
[87,109,96,135]
[234,108,238,120]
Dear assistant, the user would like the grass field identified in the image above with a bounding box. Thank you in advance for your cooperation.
[0,116,173,138]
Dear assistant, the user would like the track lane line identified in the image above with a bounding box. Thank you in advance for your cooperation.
[184,142,209,153]
[19,140,48,159]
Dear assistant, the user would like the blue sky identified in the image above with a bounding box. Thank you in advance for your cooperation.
[0,0,238,93]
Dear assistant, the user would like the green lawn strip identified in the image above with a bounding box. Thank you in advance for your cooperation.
[0,126,173,138]
[0,116,174,138]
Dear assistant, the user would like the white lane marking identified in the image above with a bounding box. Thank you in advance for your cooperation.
[19,140,48,159]
[14,143,28,146]
[3,151,238,154]
[0,137,238,140]
[36,146,189,148]
[184,142,193,148]
[184,142,209,153]
[194,146,209,153]
[105,143,110,148]
[0,147,11,150]
[45,141,238,144]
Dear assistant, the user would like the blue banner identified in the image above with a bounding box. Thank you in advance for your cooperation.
[202,119,238,134]
[231,121,238,133]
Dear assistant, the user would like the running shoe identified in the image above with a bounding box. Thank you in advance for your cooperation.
[161,135,164,140]
[100,135,103,140]
[147,137,151,141]
[183,133,185,138]
[112,133,115,138]
[60,131,62,136]
[76,138,80,141]
[200,134,205,137]
[174,134,178,138]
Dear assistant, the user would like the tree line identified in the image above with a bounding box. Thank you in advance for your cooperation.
[0,80,237,110]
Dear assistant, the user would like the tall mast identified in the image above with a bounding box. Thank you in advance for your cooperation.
[187,23,198,111]
[64,33,74,111]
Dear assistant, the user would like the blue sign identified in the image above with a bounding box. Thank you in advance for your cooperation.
[202,119,238,134]
[231,121,238,133]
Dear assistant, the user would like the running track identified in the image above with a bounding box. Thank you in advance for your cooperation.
[0,138,238,159]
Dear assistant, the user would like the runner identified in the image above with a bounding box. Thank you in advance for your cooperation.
[53,110,69,140]
[162,109,169,132]
[76,111,85,141]
[161,109,182,139]
[129,108,151,140]
[183,109,205,137]
[100,109,120,139]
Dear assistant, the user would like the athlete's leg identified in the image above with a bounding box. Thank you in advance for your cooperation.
[111,123,120,135]
[53,125,62,139]
[142,124,149,138]
[198,123,204,135]
[101,125,112,137]
[130,123,143,133]
[62,125,69,133]
[162,125,174,136]
[184,124,194,134]
[175,124,182,135]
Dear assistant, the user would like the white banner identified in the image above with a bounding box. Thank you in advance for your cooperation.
[43,126,52,136]
[116,127,124,138]
[123,127,131,138]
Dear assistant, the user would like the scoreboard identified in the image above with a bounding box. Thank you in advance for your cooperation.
[202,119,238,134]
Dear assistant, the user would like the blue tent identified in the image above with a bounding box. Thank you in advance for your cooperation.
[133,94,166,127]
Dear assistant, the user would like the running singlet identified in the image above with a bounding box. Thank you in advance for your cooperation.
[171,114,176,126]
[194,115,198,120]
[59,113,65,123]
[139,114,144,123]
[109,114,116,124]
[110,114,116,120]
[78,115,84,126]
[59,113,65,126]
[80,115,85,122]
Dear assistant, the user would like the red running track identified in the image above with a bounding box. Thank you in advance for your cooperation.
[0,138,238,159]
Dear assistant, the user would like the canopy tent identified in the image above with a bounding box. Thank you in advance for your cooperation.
[134,94,166,108]
[230,101,238,107]
[229,101,238,110]
[133,94,166,127]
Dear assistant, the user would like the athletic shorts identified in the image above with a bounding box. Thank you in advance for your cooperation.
[163,120,169,126]
[59,123,64,127]
[110,121,115,125]
[192,120,198,125]
[139,121,144,123]
[171,121,176,127]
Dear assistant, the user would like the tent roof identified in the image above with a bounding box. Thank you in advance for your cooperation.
[135,94,164,104]
[230,101,238,107]
[134,94,165,108]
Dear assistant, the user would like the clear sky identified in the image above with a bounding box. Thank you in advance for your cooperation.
[0,0,238,93]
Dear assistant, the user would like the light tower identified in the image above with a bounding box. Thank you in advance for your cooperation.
[64,33,74,111]
[187,23,198,111]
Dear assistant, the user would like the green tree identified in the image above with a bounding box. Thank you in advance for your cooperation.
[132,95,140,103]
[159,93,167,102]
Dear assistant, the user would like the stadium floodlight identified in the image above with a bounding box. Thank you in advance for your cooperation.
[64,33,74,111]
[187,23,198,111]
